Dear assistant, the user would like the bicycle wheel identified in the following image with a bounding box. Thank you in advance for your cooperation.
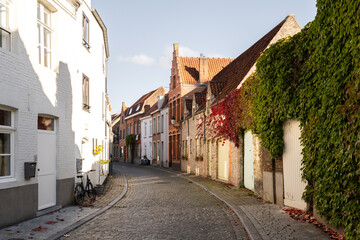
[86,182,96,203]
[74,183,85,206]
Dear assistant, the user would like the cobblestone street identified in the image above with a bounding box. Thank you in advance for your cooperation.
[61,163,249,240]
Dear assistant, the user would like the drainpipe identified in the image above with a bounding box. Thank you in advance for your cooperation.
[272,157,277,204]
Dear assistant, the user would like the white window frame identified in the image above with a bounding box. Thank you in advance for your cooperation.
[0,2,11,51]
[82,13,90,49]
[0,108,15,182]
[37,2,52,68]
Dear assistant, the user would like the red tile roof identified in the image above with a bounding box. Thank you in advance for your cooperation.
[212,17,288,103]
[179,57,233,84]
[143,103,158,117]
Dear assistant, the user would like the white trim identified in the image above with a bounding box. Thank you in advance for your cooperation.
[125,111,143,120]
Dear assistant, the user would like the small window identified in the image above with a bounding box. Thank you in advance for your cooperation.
[82,13,90,49]
[82,74,90,111]
[0,3,10,51]
[0,108,13,178]
[37,2,52,67]
[38,116,54,131]
[136,104,141,112]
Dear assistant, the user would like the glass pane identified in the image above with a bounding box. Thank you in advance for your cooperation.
[44,29,50,48]
[0,155,10,176]
[37,3,40,20]
[0,4,8,29]
[0,133,10,154]
[0,29,10,50]
[38,116,54,131]
[44,8,50,26]
[0,109,11,126]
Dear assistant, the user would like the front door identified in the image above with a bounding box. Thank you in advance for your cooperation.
[217,139,229,181]
[244,130,254,191]
[37,116,56,210]
[207,140,212,176]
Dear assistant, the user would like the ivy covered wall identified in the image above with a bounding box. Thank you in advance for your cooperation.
[249,1,360,238]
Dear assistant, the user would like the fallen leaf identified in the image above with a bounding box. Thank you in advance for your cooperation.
[45,221,57,225]
[32,226,47,232]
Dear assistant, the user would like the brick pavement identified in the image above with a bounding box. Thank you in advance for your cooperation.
[0,167,125,240]
[174,171,330,240]
[61,164,250,240]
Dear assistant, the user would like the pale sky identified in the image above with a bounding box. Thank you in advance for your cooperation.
[91,0,317,113]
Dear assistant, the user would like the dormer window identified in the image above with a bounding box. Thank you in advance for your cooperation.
[136,104,141,112]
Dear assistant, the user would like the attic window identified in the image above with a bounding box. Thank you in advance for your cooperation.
[136,104,141,112]
[129,108,132,114]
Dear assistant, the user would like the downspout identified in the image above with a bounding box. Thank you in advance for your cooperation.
[272,157,277,204]
[203,113,206,176]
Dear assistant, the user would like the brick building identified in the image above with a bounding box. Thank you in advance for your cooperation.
[181,15,302,198]
[112,102,127,162]
[124,87,167,164]
[168,43,232,170]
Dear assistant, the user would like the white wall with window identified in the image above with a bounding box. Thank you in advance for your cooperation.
[140,115,152,160]
[160,107,169,168]
[0,0,110,227]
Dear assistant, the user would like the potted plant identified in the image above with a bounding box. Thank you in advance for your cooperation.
[93,145,110,195]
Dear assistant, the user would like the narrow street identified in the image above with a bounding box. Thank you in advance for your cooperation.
[61,163,249,240]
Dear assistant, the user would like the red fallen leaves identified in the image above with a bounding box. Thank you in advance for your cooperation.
[282,207,344,240]
[32,226,47,232]
[188,180,193,183]
[10,238,24,240]
[45,221,57,225]
[56,218,65,221]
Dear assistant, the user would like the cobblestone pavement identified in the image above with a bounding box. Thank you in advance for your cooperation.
[182,173,330,240]
[61,164,249,240]
[0,166,124,240]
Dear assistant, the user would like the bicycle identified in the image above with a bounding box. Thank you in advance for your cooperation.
[74,170,96,206]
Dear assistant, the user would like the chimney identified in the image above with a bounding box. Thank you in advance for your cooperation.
[144,104,150,113]
[122,102,127,111]
[199,54,209,83]
[173,43,179,58]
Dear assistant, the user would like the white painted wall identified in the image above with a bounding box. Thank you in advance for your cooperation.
[160,107,169,168]
[0,0,109,190]
[140,115,152,161]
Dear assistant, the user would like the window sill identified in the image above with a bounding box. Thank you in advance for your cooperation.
[0,177,16,184]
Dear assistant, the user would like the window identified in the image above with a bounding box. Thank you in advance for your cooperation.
[152,118,156,134]
[120,147,123,158]
[161,115,164,133]
[119,130,122,140]
[130,124,132,134]
[134,121,137,135]
[123,129,125,139]
[37,2,52,67]
[138,121,141,135]
[82,13,89,48]
[157,116,160,134]
[0,109,13,178]
[0,2,10,51]
[38,116,54,131]
[82,75,90,110]
[144,122,147,137]
[136,104,141,112]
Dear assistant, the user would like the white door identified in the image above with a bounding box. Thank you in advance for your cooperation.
[244,130,254,191]
[207,140,212,176]
[283,120,307,210]
[217,139,229,181]
[37,116,56,210]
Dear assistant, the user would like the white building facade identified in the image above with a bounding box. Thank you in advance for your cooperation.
[160,105,169,168]
[0,0,110,228]
[140,114,153,163]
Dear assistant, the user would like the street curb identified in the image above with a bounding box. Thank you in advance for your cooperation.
[151,166,264,240]
[50,171,128,240]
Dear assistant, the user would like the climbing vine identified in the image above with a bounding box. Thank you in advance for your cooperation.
[202,1,360,237]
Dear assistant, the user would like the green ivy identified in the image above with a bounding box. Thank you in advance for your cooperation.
[247,1,360,237]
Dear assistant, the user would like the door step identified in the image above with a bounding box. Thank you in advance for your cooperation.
[36,205,62,217]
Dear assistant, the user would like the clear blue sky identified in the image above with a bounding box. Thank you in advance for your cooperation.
[92,0,317,113]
